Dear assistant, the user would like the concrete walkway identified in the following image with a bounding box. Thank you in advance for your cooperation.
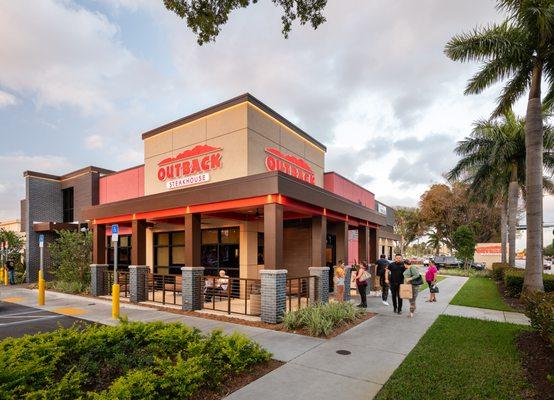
[0,287,323,362]
[443,304,530,325]
[225,276,469,400]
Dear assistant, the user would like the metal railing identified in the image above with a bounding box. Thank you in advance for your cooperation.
[286,275,318,312]
[147,273,182,305]
[105,271,130,298]
[202,276,261,316]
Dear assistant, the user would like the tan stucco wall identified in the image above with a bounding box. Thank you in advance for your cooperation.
[143,102,325,196]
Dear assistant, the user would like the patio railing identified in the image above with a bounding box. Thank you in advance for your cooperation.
[286,275,318,312]
[147,273,182,306]
[202,276,261,316]
[104,271,130,298]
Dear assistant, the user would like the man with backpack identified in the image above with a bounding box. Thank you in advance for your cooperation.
[376,254,390,306]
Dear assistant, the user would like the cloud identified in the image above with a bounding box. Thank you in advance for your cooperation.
[0,0,160,114]
[0,90,17,108]
[85,134,104,150]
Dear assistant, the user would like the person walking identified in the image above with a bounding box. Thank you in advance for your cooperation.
[7,259,15,285]
[376,254,390,306]
[425,260,438,302]
[403,260,423,318]
[355,262,370,308]
[386,254,405,314]
[333,260,346,302]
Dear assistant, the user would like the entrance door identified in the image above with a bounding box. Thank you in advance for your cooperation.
[326,234,336,292]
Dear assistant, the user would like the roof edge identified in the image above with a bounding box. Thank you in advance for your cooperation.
[24,166,114,181]
[141,93,327,151]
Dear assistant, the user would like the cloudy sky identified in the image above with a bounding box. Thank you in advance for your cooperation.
[0,0,551,249]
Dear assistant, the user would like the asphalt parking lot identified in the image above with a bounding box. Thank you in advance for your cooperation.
[0,301,91,340]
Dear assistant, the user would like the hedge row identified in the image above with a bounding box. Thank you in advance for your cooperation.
[503,268,554,297]
[522,291,554,346]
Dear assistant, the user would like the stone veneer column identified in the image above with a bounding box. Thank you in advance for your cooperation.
[309,266,330,304]
[129,265,149,303]
[260,269,287,324]
[90,264,108,296]
[181,267,204,311]
[344,265,353,302]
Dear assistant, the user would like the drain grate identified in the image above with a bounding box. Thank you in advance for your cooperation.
[336,350,351,355]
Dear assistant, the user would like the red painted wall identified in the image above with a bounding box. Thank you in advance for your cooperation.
[99,165,144,204]
[324,172,375,210]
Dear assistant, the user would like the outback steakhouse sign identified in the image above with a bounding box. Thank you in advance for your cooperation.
[157,145,223,190]
[265,147,315,184]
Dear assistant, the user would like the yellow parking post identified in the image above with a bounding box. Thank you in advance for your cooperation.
[3,268,8,286]
[112,284,120,319]
[38,270,45,305]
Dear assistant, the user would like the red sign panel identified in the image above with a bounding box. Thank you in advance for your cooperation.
[157,145,223,185]
[264,147,315,185]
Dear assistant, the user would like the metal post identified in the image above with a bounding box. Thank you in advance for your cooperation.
[111,225,120,319]
[38,235,45,305]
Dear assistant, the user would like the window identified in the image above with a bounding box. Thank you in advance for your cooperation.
[201,227,240,277]
[107,235,131,269]
[154,231,185,274]
[62,187,74,222]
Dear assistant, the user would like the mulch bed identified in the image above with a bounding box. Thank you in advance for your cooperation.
[192,359,283,400]
[517,331,554,400]
[496,280,526,312]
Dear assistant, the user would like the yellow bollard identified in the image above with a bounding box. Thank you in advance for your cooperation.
[112,284,120,319]
[3,268,8,286]
[38,270,45,305]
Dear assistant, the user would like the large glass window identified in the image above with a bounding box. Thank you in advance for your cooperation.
[62,187,74,223]
[154,231,185,274]
[201,227,240,277]
[107,235,131,269]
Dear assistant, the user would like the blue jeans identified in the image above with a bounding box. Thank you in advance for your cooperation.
[8,270,15,285]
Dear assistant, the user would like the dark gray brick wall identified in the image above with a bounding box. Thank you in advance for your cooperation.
[25,177,63,283]
[309,267,329,304]
[182,267,204,311]
[90,264,108,296]
[260,270,287,324]
[129,266,149,303]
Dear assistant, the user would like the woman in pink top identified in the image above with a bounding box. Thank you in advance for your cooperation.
[425,260,438,302]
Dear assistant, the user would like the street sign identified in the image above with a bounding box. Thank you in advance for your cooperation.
[111,224,119,242]
[39,234,44,248]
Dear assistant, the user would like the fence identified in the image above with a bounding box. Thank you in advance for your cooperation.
[104,271,130,298]
[202,276,261,316]
[286,275,318,312]
[147,273,182,306]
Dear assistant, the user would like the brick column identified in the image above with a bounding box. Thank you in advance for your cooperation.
[260,269,287,324]
[181,267,204,311]
[309,266,330,304]
[129,265,149,303]
[90,264,108,296]
[344,265,352,302]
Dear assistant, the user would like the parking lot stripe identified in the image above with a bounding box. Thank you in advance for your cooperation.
[0,315,64,327]
[1,297,24,302]
[52,307,87,316]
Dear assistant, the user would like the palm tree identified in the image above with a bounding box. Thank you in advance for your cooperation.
[445,0,554,293]
[427,231,446,256]
[448,113,554,270]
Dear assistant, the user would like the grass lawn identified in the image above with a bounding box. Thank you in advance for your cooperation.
[450,276,516,311]
[375,315,531,400]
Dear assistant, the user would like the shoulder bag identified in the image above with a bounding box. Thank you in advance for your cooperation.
[410,266,424,286]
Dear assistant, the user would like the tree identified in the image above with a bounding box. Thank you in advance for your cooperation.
[0,229,25,282]
[163,0,328,44]
[426,231,447,256]
[445,0,554,293]
[544,243,554,257]
[452,225,477,270]
[394,207,423,254]
[447,111,554,269]
[49,230,92,292]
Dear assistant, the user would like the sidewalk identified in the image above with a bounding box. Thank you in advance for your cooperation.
[0,286,323,362]
[225,276,469,400]
[443,304,530,325]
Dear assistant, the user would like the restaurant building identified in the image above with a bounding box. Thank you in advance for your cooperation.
[21,94,399,283]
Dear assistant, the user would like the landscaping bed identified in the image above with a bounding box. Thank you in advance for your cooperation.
[375,315,533,400]
[517,331,554,400]
[450,276,517,311]
[0,320,274,399]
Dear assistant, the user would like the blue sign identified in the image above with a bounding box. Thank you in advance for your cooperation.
[39,234,45,248]
[111,224,119,242]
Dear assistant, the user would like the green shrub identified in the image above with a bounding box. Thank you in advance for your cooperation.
[438,268,491,278]
[283,302,365,337]
[503,269,554,297]
[0,321,270,399]
[491,263,509,281]
[522,291,554,346]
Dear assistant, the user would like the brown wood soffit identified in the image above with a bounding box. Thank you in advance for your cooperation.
[81,171,387,226]
[140,93,327,152]
[33,222,80,232]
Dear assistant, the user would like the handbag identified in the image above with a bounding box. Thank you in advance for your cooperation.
[400,283,413,299]
[430,284,440,293]
[409,266,424,286]
[359,270,371,282]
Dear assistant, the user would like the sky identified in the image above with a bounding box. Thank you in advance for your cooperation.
[0,0,552,250]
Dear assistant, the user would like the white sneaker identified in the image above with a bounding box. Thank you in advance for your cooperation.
[382,301,389,306]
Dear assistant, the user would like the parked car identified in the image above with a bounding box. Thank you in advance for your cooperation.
[433,256,461,269]
[468,262,485,270]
